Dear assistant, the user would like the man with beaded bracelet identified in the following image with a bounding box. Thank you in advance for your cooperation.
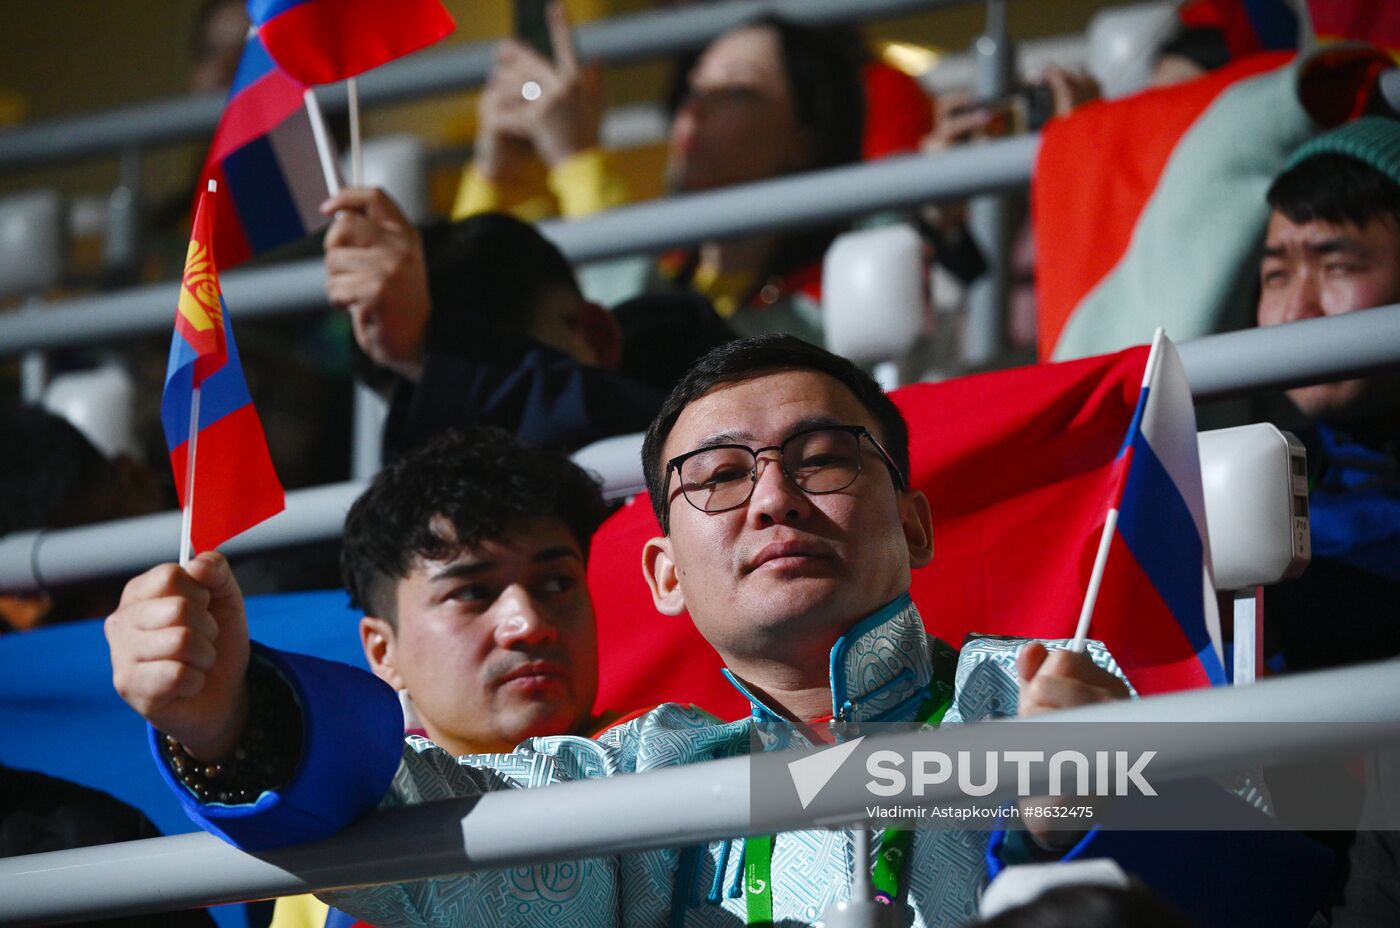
[113,426,609,926]
[107,336,1132,926]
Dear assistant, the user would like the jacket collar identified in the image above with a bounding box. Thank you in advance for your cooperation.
[721,592,933,738]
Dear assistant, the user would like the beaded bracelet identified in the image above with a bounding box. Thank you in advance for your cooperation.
[159,657,302,804]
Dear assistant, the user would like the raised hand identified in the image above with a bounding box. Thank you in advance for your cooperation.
[105,552,251,762]
[478,0,602,174]
[322,187,431,383]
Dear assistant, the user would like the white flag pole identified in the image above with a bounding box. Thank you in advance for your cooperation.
[303,88,342,197]
[1070,509,1118,653]
[347,77,363,186]
[1069,327,1167,652]
[178,386,201,568]
[179,177,220,567]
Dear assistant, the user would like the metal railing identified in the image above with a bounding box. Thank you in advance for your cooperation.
[2,657,1398,924]
[3,305,1398,594]
[0,137,1039,356]
[0,0,974,174]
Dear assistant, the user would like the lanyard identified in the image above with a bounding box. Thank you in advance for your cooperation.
[744,675,955,924]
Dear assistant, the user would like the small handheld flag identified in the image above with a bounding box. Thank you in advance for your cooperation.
[200,30,338,269]
[162,182,285,563]
[247,0,456,86]
[1070,329,1227,691]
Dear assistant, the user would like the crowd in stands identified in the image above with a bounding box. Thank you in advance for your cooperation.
[4,1,1400,926]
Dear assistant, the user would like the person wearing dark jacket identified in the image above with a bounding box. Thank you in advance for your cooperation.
[321,187,735,458]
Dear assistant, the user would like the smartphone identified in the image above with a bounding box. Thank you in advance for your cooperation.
[515,0,553,60]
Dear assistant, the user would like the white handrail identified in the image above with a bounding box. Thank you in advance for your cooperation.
[0,138,1039,357]
[2,306,1398,594]
[1,657,1397,924]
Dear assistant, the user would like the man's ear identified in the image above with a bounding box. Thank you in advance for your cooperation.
[359,616,404,690]
[641,536,687,616]
[579,301,623,370]
[900,489,934,569]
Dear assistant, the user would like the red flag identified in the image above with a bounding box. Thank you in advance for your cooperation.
[160,187,285,555]
[247,0,455,85]
[587,347,1223,721]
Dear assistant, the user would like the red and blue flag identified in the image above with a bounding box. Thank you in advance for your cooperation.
[247,0,455,86]
[200,30,334,269]
[161,187,285,555]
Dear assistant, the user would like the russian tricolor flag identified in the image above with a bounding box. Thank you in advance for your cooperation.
[199,30,334,269]
[248,0,455,86]
[1080,332,1227,694]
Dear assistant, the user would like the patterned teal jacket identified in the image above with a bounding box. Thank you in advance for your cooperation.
[160,593,1127,927]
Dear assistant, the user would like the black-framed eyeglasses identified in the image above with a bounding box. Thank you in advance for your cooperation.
[663,425,906,526]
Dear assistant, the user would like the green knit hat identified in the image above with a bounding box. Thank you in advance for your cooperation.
[1285,116,1400,188]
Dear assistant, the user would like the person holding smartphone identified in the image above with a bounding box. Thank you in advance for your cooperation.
[453,0,625,222]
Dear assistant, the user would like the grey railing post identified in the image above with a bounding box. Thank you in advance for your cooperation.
[103,145,145,281]
[351,383,388,480]
[963,0,1016,367]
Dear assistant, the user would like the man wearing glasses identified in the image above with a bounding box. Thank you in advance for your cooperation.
[106,335,1128,926]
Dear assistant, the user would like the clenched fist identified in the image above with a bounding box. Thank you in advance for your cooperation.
[105,552,250,762]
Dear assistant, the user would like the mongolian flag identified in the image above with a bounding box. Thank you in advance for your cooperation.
[161,184,285,556]
[199,30,335,269]
[247,0,455,86]
[1034,46,1389,362]
[585,340,1224,721]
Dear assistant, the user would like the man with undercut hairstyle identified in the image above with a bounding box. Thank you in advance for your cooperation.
[338,425,606,756]
[108,335,1133,927]
[272,426,608,928]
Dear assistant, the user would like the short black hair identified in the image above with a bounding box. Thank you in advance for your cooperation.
[1267,152,1400,232]
[422,212,580,344]
[0,403,112,536]
[641,335,910,531]
[341,426,607,621]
